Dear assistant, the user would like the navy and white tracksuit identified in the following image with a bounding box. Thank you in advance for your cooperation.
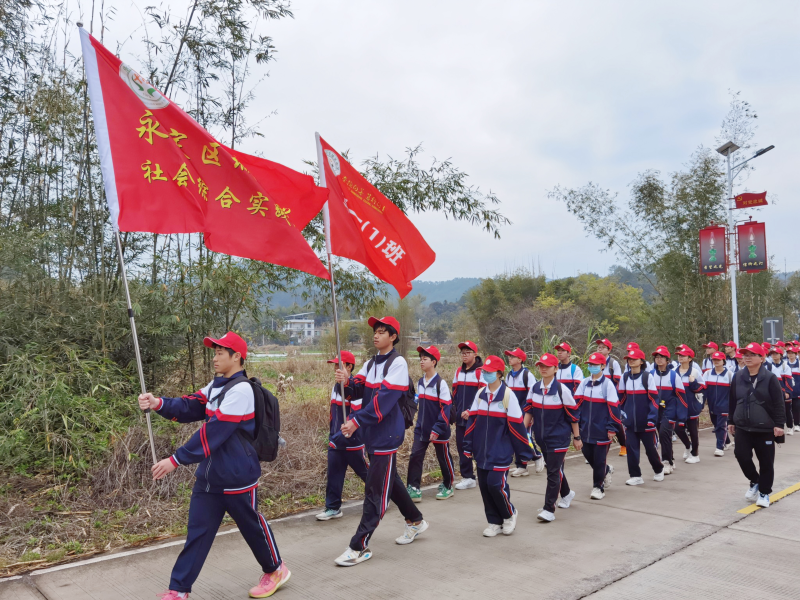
[618,372,663,478]
[766,359,793,429]
[575,376,621,491]
[505,368,541,465]
[407,374,455,489]
[154,373,280,593]
[347,350,422,551]
[325,382,369,512]
[787,359,800,428]
[675,367,706,457]
[452,359,486,480]
[650,367,685,466]
[557,362,583,395]
[704,368,733,450]
[525,380,579,512]
[701,356,714,376]
[604,358,626,448]
[725,356,740,374]
[463,383,533,524]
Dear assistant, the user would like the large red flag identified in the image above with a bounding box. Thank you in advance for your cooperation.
[318,136,435,298]
[79,28,329,279]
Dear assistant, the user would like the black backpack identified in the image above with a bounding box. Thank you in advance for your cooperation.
[367,353,417,429]
[217,374,281,462]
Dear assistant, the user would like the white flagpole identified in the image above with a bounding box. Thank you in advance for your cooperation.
[316,132,349,431]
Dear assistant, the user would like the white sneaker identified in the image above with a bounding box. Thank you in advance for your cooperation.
[672,433,678,442]
[316,508,343,521]
[483,523,502,537]
[653,470,665,482]
[590,487,605,500]
[557,490,576,509]
[662,461,673,475]
[786,427,794,436]
[683,448,690,460]
[723,442,732,450]
[626,477,645,486]
[537,510,555,522]
[685,455,700,464]
[745,483,759,501]
[714,449,724,457]
[756,492,770,508]
[584,458,590,464]
[604,464,614,487]
[395,520,428,545]
[534,456,545,473]
[335,546,372,566]
[510,467,529,477]
[455,478,476,490]
[502,510,517,535]
[794,425,800,432]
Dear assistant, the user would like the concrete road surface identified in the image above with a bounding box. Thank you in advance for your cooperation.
[3,428,800,600]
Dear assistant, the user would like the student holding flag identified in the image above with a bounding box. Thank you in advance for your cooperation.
[504,348,545,476]
[596,339,626,456]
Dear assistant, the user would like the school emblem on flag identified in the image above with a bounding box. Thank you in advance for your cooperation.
[119,64,169,109]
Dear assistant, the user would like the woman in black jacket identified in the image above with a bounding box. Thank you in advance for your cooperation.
[728,342,786,508]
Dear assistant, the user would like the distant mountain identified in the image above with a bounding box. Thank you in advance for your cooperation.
[390,278,482,304]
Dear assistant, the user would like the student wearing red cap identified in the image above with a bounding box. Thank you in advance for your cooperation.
[705,351,734,456]
[317,351,369,522]
[504,348,545,477]
[624,342,652,373]
[574,353,621,500]
[651,346,686,475]
[524,353,581,522]
[674,346,706,463]
[555,342,582,395]
[334,317,427,566]
[765,346,794,435]
[618,348,664,486]
[463,356,533,536]
[138,332,291,599]
[787,346,800,433]
[406,345,455,502]
[452,340,486,490]
[596,339,626,457]
[722,341,739,373]
[701,342,719,375]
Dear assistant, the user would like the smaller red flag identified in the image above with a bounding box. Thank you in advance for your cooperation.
[734,191,768,209]
[318,136,435,298]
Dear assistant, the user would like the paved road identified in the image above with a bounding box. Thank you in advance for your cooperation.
[4,428,800,600]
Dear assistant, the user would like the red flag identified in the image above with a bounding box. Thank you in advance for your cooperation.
[318,136,435,298]
[79,28,329,280]
[734,191,768,209]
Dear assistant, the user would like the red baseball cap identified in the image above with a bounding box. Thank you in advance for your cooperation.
[722,340,737,348]
[555,342,572,353]
[327,350,356,365]
[771,346,785,355]
[458,341,478,353]
[776,340,787,348]
[652,345,671,358]
[482,355,506,373]
[677,346,695,358]
[710,351,726,361]
[742,342,766,357]
[762,342,772,351]
[587,352,607,366]
[625,348,646,361]
[504,348,527,362]
[702,341,719,350]
[417,345,441,362]
[596,338,613,350]
[627,342,640,351]
[368,316,401,334]
[204,331,248,359]
[788,346,800,354]
[735,351,743,359]
[535,353,559,368]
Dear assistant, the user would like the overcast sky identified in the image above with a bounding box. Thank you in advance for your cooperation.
[78,0,799,282]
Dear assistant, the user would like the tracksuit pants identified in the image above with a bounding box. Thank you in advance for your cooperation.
[614,421,626,449]
[456,424,475,480]
[350,452,423,551]
[477,468,515,525]
[170,488,280,593]
[543,449,570,513]
[325,448,369,511]
[626,428,663,478]
[710,413,729,450]
[582,442,611,491]
[792,398,800,428]
[785,400,795,429]
[407,439,455,489]
[675,419,700,457]
[659,419,676,464]
[734,429,776,495]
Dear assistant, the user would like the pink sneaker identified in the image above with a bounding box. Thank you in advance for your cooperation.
[158,592,188,600]
[249,563,291,598]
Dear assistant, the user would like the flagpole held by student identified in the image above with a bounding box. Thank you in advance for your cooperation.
[504,348,545,476]
[596,339,626,457]
[452,341,486,490]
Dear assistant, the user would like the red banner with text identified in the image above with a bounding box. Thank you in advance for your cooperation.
[699,225,727,276]
[737,222,768,273]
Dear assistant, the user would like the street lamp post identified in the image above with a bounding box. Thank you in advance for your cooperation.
[715,142,775,346]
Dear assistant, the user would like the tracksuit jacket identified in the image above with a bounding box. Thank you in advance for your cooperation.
[327,380,365,452]
[675,367,706,422]
[524,380,580,452]
[704,368,733,416]
[414,373,452,442]
[617,371,659,432]
[726,357,740,373]
[787,359,800,398]
[155,371,261,495]
[463,382,534,470]
[765,359,792,397]
[452,358,486,426]
[348,349,410,455]
[701,357,714,375]
[650,366,686,424]
[505,368,536,406]
[556,362,583,395]
[604,358,622,385]
[574,376,622,445]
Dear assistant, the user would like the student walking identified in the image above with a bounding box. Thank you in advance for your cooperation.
[618,347,664,486]
[138,332,290,599]
[704,351,733,457]
[504,348,545,476]
[555,342,583,395]
[650,346,685,475]
[729,342,786,508]
[701,342,718,375]
[787,345,800,433]
[765,347,794,435]
[596,339,626,457]
[317,351,369,522]
[462,355,533,537]
[574,352,621,500]
[406,345,455,502]
[334,317,427,566]
[723,341,740,373]
[524,353,581,523]
[675,346,706,463]
[452,341,486,490]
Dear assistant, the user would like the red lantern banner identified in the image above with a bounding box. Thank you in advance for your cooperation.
[699,225,727,276]
[737,222,768,273]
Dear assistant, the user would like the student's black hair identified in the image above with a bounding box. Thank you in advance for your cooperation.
[213,343,245,367]
[344,362,356,371]
[419,350,438,367]
[373,323,399,346]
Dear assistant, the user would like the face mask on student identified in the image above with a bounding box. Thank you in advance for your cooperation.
[588,365,603,375]
[483,371,498,384]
